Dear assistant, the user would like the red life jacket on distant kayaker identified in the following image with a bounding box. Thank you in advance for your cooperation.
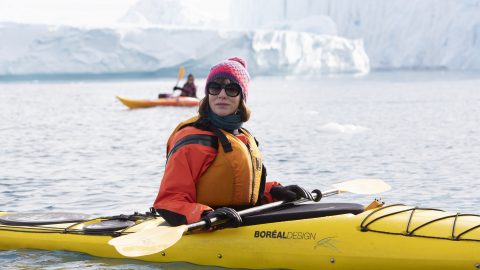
[166,115,264,206]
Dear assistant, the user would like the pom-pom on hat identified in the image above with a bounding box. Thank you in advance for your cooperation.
[205,57,251,101]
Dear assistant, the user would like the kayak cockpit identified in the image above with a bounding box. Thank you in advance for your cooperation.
[242,202,364,226]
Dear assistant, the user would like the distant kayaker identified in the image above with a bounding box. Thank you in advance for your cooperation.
[153,57,314,227]
[173,73,197,98]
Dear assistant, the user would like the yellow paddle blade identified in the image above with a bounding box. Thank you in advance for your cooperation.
[177,66,185,81]
[109,225,188,257]
[332,179,391,194]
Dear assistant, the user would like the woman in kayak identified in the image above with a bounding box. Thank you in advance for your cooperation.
[153,57,314,227]
[173,73,197,98]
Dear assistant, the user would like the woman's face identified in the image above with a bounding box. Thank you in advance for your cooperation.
[208,78,241,117]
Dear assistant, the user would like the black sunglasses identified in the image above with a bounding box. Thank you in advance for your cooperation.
[206,82,242,97]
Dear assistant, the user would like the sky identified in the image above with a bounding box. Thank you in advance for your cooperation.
[0,0,230,27]
[0,0,138,26]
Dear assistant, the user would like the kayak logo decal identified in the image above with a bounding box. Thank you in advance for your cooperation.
[314,237,340,252]
[254,230,316,240]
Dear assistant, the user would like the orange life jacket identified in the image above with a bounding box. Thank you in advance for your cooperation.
[166,115,264,207]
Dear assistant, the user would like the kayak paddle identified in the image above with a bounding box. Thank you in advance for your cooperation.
[109,178,390,257]
[173,66,185,91]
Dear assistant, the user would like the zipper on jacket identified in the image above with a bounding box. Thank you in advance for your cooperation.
[246,143,256,205]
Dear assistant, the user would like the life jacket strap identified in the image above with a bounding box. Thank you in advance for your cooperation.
[166,134,218,162]
[192,118,233,153]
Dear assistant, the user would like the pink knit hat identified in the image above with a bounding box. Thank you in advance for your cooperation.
[205,57,251,101]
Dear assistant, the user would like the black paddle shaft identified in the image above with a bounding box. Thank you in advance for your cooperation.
[185,190,330,232]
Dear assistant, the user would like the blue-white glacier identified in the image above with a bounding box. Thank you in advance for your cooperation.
[0,22,368,78]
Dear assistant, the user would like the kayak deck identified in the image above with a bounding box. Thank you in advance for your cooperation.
[1,203,479,269]
[116,95,200,109]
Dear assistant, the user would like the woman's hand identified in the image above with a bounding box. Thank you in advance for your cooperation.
[201,207,242,229]
[270,185,315,201]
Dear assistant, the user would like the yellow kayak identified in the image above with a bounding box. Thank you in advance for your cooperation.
[116,95,200,109]
[0,202,479,269]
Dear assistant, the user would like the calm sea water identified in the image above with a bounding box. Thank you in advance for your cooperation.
[1,72,479,268]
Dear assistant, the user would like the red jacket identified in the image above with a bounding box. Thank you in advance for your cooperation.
[153,126,278,224]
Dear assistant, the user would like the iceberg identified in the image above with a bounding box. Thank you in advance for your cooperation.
[0,22,369,79]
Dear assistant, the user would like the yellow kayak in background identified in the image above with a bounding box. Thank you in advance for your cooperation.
[116,95,200,109]
[0,202,479,269]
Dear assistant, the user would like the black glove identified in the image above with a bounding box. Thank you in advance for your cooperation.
[270,185,315,202]
[173,86,182,90]
[201,207,242,229]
